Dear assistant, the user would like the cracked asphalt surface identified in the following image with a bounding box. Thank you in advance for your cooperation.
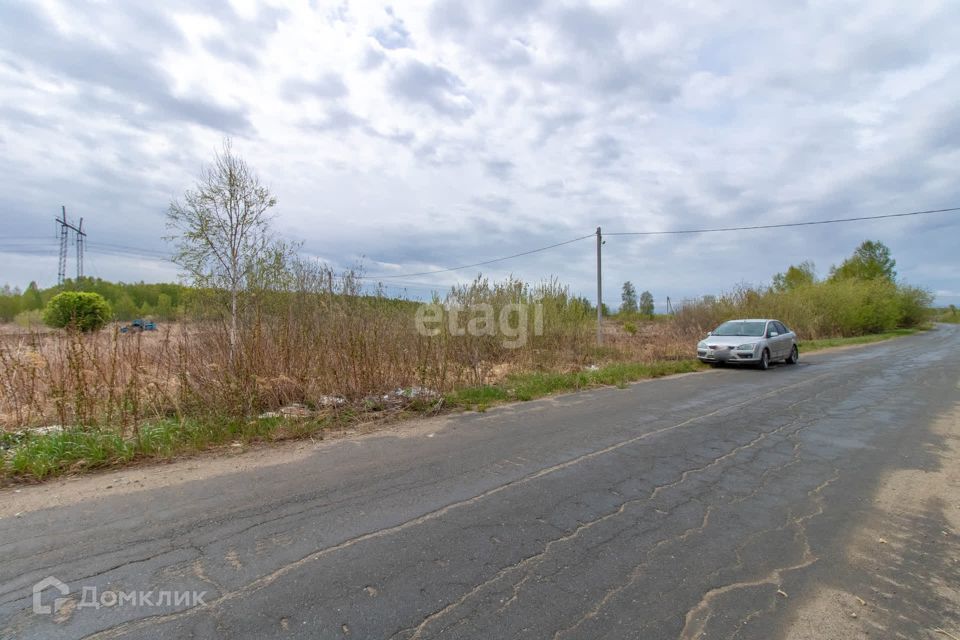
[2,325,958,639]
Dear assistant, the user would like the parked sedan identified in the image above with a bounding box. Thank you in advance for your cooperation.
[697,319,798,370]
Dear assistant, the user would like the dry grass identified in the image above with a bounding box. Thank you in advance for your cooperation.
[0,273,930,434]
[0,317,697,433]
[0,272,601,430]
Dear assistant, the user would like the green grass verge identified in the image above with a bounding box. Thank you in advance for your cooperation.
[798,327,920,352]
[2,415,340,482]
[445,359,704,411]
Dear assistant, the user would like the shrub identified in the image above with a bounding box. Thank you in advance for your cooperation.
[673,278,932,339]
[13,309,44,328]
[43,292,112,332]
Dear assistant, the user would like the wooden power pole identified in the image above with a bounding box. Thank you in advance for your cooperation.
[596,226,602,346]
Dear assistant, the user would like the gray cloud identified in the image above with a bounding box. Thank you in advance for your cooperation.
[556,5,617,53]
[301,108,416,148]
[0,2,250,133]
[371,7,413,50]
[282,74,349,101]
[429,0,473,34]
[362,46,387,69]
[926,105,960,151]
[534,110,584,144]
[583,135,623,170]
[470,195,514,214]
[202,4,290,68]
[428,1,533,69]
[1,0,958,306]
[485,159,515,181]
[389,60,475,119]
[303,107,365,132]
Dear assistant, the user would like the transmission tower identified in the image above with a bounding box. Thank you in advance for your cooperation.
[55,206,87,286]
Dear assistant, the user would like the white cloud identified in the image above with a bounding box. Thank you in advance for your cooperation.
[0,0,958,306]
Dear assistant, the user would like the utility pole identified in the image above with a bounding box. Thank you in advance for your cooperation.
[76,217,85,280]
[596,226,602,346]
[55,206,87,286]
[57,207,69,286]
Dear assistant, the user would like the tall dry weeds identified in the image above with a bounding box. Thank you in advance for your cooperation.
[0,269,596,430]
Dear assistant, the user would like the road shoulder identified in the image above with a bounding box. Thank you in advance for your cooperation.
[784,400,960,639]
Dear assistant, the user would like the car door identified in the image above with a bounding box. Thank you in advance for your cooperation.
[766,321,785,359]
[772,321,790,359]
[777,321,795,356]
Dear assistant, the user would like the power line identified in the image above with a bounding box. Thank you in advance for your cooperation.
[360,233,595,280]
[605,206,960,236]
[86,249,170,261]
[85,244,171,260]
[3,204,956,284]
[0,239,171,260]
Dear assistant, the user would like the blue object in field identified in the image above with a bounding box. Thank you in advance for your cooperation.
[120,319,157,333]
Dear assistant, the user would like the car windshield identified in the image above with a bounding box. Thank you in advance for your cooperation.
[713,321,766,337]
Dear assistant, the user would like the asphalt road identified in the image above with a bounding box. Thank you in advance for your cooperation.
[2,325,959,639]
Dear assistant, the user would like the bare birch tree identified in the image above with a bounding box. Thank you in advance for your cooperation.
[167,139,277,363]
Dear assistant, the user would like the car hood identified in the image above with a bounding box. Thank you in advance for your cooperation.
[701,336,762,347]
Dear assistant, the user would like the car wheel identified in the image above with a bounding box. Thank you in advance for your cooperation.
[758,349,770,370]
[785,345,799,364]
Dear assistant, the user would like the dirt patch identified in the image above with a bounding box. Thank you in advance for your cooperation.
[784,401,960,639]
[0,413,455,518]
[0,440,314,519]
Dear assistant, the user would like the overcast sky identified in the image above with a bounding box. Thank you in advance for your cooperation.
[1,0,958,308]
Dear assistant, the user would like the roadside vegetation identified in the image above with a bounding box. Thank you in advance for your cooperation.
[0,144,937,482]
[797,328,922,351]
[933,305,960,324]
[0,279,188,325]
[670,242,932,338]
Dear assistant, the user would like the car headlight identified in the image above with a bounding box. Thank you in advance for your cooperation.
[737,343,757,351]
[697,341,707,348]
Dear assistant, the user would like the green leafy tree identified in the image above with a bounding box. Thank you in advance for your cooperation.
[639,290,655,317]
[155,293,174,320]
[0,284,21,322]
[621,281,638,314]
[43,292,112,332]
[830,240,896,282]
[772,261,816,291]
[112,294,139,321]
[167,139,278,363]
[22,281,43,311]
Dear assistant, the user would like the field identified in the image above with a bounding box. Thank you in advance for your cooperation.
[0,314,696,432]
[0,271,934,481]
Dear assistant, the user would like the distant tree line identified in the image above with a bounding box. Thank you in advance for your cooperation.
[0,277,188,324]
[619,281,655,318]
[673,240,932,337]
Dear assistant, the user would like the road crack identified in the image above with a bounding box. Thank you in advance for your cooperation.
[79,375,833,639]
[677,469,840,640]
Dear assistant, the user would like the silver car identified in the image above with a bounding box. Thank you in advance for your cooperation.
[697,318,798,370]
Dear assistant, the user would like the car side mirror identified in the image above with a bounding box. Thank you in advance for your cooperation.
[706,331,712,336]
